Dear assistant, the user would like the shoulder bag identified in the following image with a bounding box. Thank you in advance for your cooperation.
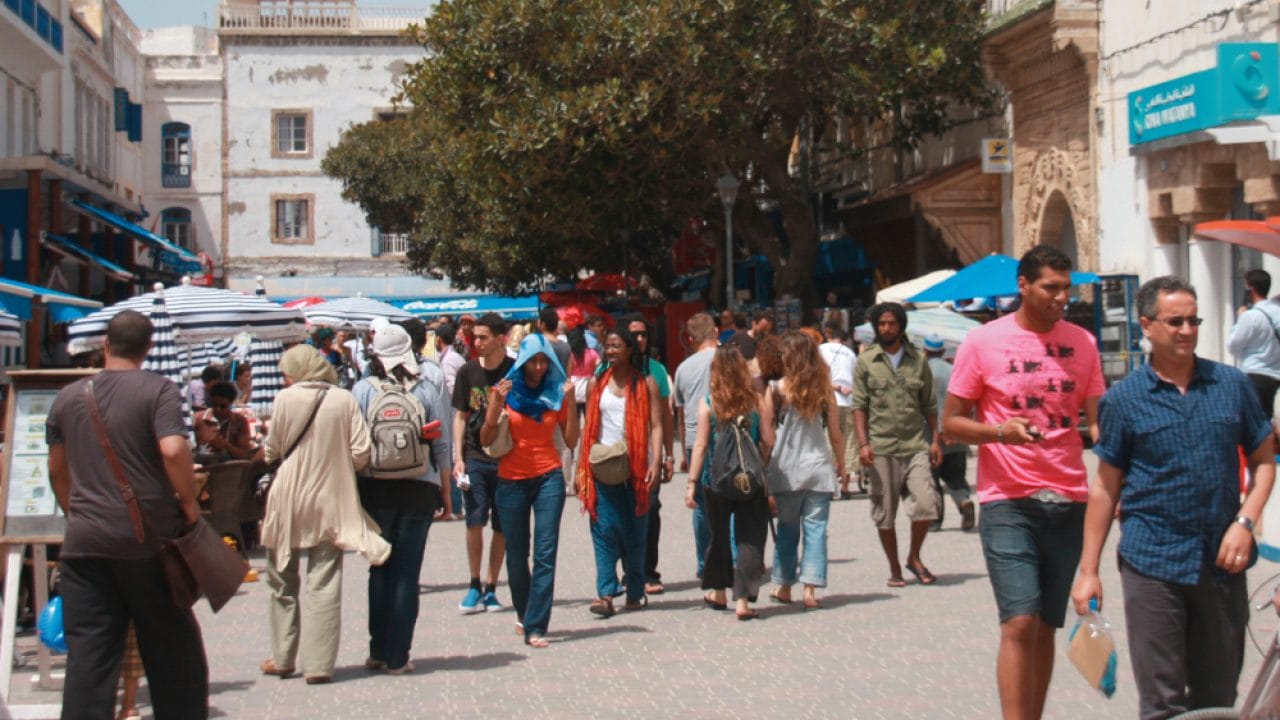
[257,387,329,499]
[85,380,248,613]
[482,409,514,459]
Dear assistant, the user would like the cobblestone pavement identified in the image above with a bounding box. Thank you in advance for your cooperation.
[13,454,1280,718]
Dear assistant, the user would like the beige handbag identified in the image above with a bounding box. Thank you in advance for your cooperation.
[483,410,514,458]
[589,440,630,485]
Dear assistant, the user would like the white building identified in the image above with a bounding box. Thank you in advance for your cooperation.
[1095,1,1280,362]
[215,0,448,299]
[140,25,223,277]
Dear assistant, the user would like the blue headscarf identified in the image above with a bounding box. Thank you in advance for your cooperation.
[504,334,567,420]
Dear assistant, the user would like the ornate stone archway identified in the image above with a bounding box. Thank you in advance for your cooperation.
[1023,148,1094,269]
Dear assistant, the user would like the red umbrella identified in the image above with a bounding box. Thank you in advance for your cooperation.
[1193,218,1280,257]
[554,302,612,330]
[282,296,327,309]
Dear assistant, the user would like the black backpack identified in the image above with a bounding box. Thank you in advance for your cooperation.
[708,414,765,501]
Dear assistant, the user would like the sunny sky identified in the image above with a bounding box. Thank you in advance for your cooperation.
[116,0,433,30]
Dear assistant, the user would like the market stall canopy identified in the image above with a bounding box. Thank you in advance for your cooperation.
[875,269,956,305]
[42,233,135,283]
[67,198,202,272]
[1192,218,1280,256]
[389,295,540,320]
[66,278,307,354]
[853,307,981,357]
[0,278,103,322]
[303,296,414,330]
[907,254,1101,304]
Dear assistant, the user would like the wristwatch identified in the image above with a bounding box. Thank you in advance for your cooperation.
[1235,516,1256,532]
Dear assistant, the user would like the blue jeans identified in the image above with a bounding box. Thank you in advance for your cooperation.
[772,490,832,587]
[590,481,649,603]
[495,470,565,637]
[366,506,434,669]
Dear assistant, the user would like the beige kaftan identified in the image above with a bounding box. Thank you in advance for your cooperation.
[261,382,391,571]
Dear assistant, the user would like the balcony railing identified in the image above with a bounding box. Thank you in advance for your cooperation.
[218,1,425,33]
[162,163,191,188]
[379,232,409,255]
[4,0,63,54]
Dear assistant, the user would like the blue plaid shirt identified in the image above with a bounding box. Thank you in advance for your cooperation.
[1095,358,1272,585]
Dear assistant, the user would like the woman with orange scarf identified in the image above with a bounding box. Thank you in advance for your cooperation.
[577,327,663,617]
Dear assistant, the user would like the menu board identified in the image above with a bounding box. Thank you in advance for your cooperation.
[0,370,96,542]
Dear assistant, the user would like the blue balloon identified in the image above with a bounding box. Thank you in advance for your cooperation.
[36,595,66,654]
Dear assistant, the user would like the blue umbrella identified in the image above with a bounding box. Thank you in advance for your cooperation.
[907,254,1100,304]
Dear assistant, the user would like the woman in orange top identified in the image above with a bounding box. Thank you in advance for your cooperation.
[480,334,578,648]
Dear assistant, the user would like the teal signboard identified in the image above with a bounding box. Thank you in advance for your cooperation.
[1130,43,1280,146]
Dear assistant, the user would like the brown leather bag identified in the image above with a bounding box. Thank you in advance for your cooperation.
[85,381,247,612]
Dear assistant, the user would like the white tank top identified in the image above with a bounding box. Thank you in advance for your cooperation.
[599,387,627,446]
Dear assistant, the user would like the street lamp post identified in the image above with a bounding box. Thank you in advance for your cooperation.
[716,170,740,310]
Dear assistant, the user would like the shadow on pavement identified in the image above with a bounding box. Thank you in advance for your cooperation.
[412,652,528,673]
[546,624,651,643]
[929,571,986,587]
[814,591,896,609]
[208,679,254,696]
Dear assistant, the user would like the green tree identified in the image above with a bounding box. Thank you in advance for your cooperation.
[324,0,991,300]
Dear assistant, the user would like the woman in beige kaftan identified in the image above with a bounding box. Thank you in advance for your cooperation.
[258,344,390,684]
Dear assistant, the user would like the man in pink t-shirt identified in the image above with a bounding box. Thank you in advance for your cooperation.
[942,245,1104,720]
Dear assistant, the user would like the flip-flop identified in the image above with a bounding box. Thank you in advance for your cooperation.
[886,577,906,588]
[736,609,759,621]
[703,592,728,610]
[769,590,793,604]
[524,634,550,649]
[907,563,937,585]
[644,582,665,595]
[589,598,616,617]
[803,597,821,611]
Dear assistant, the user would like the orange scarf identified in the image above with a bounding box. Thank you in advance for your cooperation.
[577,366,652,521]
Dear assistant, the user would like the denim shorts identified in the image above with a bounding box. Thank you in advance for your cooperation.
[979,498,1085,628]
[463,458,503,532]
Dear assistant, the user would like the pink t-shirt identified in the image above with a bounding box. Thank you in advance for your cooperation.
[948,314,1105,503]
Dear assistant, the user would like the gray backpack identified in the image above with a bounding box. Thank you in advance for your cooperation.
[366,379,428,479]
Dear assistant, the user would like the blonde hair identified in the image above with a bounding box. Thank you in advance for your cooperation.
[506,323,529,352]
[709,345,756,420]
[780,331,831,419]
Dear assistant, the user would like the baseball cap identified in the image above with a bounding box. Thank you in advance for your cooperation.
[372,324,417,375]
[922,333,945,352]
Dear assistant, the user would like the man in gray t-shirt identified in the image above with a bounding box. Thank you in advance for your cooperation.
[47,310,207,718]
[672,312,719,577]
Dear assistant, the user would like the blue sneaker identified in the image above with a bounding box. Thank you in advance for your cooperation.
[482,591,503,612]
[459,587,484,615]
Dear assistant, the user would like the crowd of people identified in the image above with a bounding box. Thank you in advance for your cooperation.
[44,244,1280,720]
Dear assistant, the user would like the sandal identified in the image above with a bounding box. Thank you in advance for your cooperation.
[803,597,822,611]
[644,582,665,595]
[524,634,550,649]
[769,588,793,604]
[304,674,333,685]
[702,592,728,610]
[906,563,937,585]
[736,608,759,621]
[260,659,296,677]
[624,596,648,611]
[589,598,616,617]
[886,576,906,588]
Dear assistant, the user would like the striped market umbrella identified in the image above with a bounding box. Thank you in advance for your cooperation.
[249,279,286,416]
[302,296,412,330]
[66,277,307,355]
[177,338,240,378]
[139,284,193,437]
[0,309,22,347]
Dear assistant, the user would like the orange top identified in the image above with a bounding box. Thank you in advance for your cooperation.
[497,405,569,480]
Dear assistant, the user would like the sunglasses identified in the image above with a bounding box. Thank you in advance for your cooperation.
[1152,316,1203,328]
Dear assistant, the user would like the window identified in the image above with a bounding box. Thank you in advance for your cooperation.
[161,122,191,188]
[270,194,314,244]
[272,109,311,158]
[160,207,193,249]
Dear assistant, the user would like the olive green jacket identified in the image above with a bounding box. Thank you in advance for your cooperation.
[851,340,936,456]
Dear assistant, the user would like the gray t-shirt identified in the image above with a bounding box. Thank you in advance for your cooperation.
[545,335,572,374]
[673,348,715,451]
[926,356,965,454]
[46,370,188,559]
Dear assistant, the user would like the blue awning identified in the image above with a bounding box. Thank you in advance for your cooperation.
[385,295,541,320]
[44,233,135,282]
[908,254,1101,304]
[67,199,202,271]
[0,278,103,322]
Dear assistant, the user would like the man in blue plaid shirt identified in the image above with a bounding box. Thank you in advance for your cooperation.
[1072,276,1276,720]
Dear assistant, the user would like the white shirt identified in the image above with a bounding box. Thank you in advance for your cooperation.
[819,341,855,408]
[599,388,627,446]
[886,346,905,369]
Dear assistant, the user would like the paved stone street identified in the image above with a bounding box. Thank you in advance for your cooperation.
[13,454,1280,718]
